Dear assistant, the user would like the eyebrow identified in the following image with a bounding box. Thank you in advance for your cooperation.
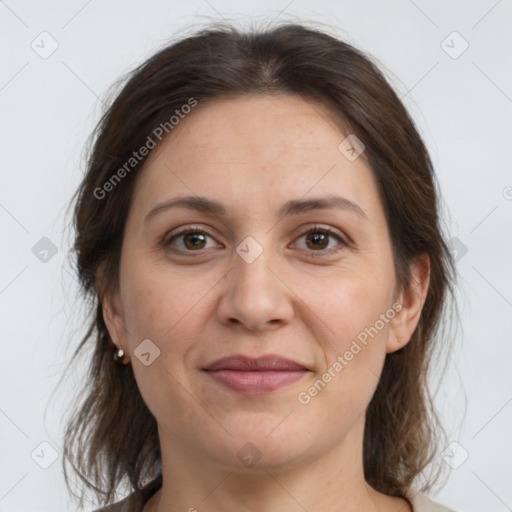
[144,194,368,224]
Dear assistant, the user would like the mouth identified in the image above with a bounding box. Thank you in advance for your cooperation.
[202,355,311,395]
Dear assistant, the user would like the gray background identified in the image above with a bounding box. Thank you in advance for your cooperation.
[1,1,511,511]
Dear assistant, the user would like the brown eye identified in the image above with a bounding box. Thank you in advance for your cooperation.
[293,226,346,255]
[166,229,217,252]
[182,232,207,250]
[305,231,329,250]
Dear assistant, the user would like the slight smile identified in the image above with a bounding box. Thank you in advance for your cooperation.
[202,354,312,395]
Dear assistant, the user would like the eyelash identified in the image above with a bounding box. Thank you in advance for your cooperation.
[165,225,347,258]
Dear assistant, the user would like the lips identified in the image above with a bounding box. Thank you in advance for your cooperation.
[202,355,310,395]
[203,355,308,372]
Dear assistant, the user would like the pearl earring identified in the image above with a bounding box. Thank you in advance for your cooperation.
[113,345,131,365]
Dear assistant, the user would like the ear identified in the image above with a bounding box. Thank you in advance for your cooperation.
[102,287,128,351]
[387,253,430,354]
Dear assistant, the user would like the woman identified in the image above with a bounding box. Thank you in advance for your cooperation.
[62,21,458,512]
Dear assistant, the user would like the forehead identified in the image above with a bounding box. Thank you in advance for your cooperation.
[147,94,355,165]
[131,94,380,222]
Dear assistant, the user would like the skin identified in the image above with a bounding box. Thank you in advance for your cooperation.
[103,94,430,512]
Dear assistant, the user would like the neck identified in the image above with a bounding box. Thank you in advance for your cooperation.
[144,415,403,512]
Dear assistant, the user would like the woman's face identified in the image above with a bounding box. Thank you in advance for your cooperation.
[104,94,427,471]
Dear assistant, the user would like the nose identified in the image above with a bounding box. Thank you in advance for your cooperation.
[216,247,294,332]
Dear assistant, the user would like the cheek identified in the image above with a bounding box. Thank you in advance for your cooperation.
[119,270,210,425]
[121,265,194,339]
[296,274,392,409]
[302,271,394,351]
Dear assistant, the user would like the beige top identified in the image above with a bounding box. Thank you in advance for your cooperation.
[93,477,457,512]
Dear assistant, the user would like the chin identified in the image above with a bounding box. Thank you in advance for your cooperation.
[204,424,315,472]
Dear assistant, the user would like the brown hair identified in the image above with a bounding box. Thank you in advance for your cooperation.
[61,19,458,508]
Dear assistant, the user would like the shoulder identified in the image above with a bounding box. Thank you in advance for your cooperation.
[407,490,458,512]
[92,491,144,512]
[92,475,162,512]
